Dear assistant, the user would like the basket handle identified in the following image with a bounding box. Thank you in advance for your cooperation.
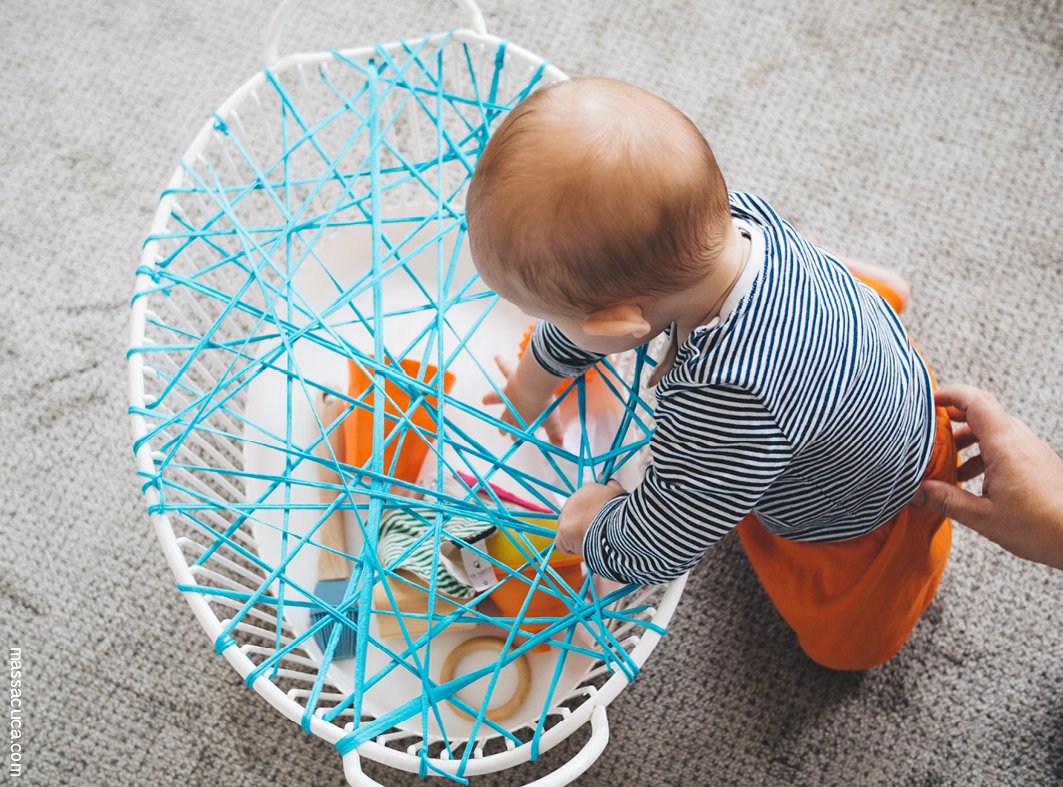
[264,0,488,65]
[340,704,609,785]
[524,704,610,787]
[341,748,385,786]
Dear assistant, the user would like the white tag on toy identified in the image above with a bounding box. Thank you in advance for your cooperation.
[459,546,498,592]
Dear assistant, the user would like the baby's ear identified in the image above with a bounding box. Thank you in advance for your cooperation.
[582,304,651,338]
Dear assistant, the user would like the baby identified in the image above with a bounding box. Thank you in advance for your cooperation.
[465,77,957,671]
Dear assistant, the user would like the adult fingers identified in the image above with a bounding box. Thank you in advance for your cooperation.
[934,384,984,412]
[957,453,985,483]
[935,385,1011,439]
[942,405,968,424]
[912,478,990,527]
[953,424,977,451]
[483,390,502,406]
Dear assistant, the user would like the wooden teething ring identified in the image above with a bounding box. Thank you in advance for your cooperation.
[439,636,532,722]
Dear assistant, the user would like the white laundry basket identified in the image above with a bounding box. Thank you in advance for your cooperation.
[128,2,686,783]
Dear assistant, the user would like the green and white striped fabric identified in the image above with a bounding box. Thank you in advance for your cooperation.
[378,507,494,599]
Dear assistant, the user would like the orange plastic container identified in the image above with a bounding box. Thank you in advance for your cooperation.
[490,557,585,652]
[344,358,455,485]
[487,517,586,651]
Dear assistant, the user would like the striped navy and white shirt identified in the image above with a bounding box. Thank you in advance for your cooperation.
[530,192,936,585]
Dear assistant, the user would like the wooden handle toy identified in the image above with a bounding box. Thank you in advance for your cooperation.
[314,392,351,580]
[439,636,532,722]
[308,390,359,658]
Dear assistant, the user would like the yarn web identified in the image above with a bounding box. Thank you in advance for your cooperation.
[130,31,665,781]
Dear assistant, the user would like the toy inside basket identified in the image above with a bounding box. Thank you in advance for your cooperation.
[128,2,686,784]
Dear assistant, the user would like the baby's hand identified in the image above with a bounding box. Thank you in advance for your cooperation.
[556,479,626,556]
[482,354,565,446]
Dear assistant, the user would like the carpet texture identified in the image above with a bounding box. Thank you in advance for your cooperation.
[1,1,1060,785]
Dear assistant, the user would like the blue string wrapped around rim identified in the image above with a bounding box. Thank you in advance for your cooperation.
[129,26,678,784]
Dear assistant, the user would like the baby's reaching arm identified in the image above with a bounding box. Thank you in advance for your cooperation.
[483,321,606,446]
[482,351,566,445]
[562,384,793,585]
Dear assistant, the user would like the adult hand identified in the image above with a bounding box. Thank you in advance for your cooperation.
[556,479,626,556]
[913,384,1063,570]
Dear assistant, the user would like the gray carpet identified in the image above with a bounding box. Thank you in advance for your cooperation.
[2,0,1061,784]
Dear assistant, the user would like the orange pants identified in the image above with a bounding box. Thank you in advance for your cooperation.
[737,269,957,671]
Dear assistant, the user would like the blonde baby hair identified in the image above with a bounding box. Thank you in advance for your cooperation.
[466,76,732,314]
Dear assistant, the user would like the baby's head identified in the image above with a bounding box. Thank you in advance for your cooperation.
[466,77,731,346]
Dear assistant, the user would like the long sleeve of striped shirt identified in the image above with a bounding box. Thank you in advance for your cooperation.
[524,191,935,586]
[528,321,604,378]
[582,384,793,584]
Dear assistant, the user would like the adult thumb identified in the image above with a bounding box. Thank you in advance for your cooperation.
[913,479,988,528]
